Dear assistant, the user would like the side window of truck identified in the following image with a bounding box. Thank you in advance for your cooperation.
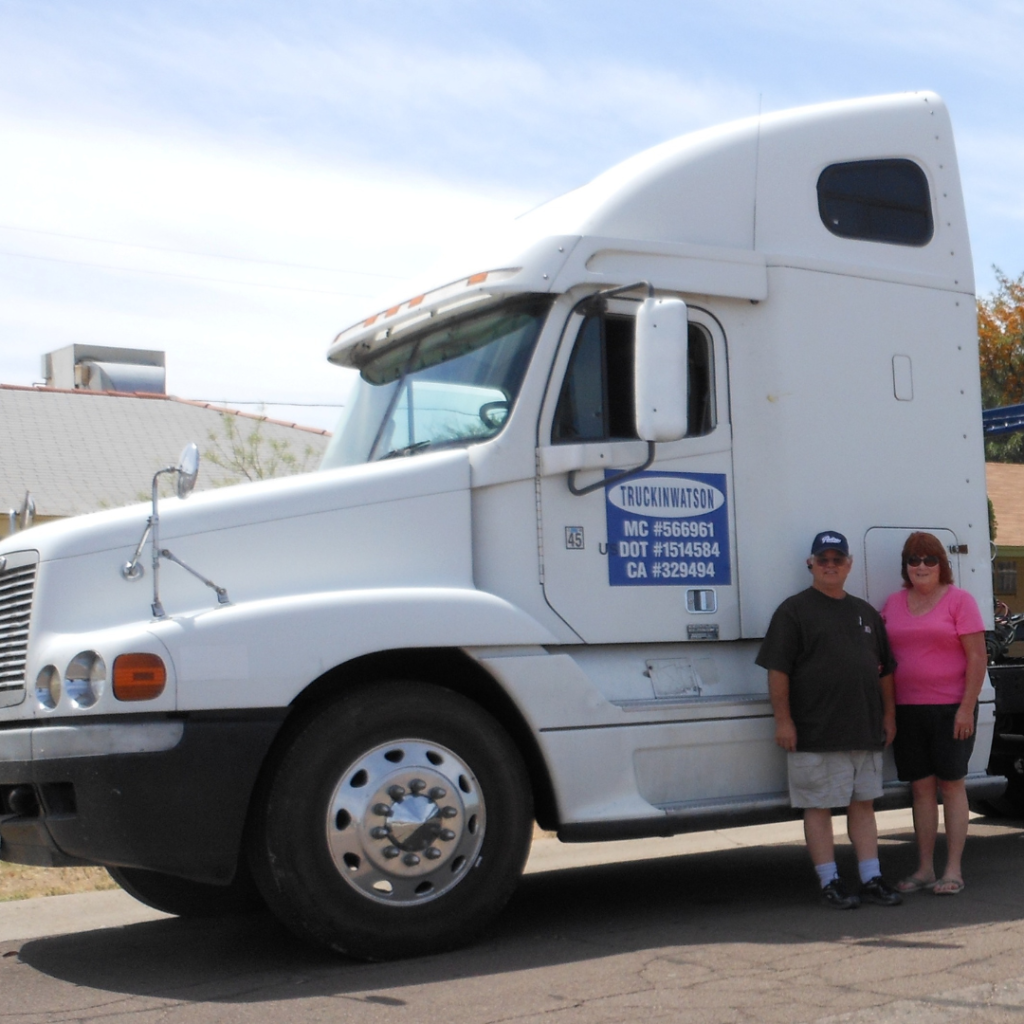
[552,311,714,442]
[817,159,933,246]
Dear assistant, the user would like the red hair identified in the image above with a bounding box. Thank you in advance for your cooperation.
[900,531,954,588]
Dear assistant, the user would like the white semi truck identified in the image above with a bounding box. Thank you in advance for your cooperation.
[0,91,1005,958]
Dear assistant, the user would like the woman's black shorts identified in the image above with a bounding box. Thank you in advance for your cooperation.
[893,703,977,783]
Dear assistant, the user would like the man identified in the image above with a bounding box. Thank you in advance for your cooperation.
[756,531,901,909]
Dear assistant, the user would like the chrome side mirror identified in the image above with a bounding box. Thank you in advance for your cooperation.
[634,296,689,443]
[121,441,229,616]
[176,443,200,499]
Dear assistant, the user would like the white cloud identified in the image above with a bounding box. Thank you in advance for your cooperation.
[0,113,531,426]
[0,4,762,426]
[3,0,1024,404]
[0,4,756,191]
[956,124,1024,293]
[692,0,1024,74]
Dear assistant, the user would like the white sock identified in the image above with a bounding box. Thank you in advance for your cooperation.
[815,861,839,888]
[858,858,881,884]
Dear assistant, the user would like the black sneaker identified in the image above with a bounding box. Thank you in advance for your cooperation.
[821,877,860,909]
[860,876,903,907]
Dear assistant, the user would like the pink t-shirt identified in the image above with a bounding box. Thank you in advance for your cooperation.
[880,586,985,705]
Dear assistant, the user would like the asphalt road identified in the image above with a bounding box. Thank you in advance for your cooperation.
[2,811,1024,1024]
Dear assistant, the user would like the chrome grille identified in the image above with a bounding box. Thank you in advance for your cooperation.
[0,551,37,705]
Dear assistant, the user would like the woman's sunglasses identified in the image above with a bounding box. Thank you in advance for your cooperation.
[905,555,940,567]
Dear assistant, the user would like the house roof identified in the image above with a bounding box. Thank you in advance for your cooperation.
[986,462,1024,549]
[0,384,331,518]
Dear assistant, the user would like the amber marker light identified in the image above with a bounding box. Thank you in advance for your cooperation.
[113,653,167,701]
[467,272,488,284]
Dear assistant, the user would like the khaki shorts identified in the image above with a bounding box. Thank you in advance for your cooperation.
[787,750,884,809]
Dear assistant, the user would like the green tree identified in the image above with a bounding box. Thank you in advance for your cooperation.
[204,413,318,485]
[979,269,1024,462]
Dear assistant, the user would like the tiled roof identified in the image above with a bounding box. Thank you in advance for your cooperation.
[0,384,331,518]
[986,462,1024,549]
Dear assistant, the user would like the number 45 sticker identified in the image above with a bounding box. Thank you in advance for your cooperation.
[565,526,584,550]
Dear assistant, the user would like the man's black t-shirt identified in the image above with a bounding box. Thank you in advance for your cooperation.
[755,587,896,752]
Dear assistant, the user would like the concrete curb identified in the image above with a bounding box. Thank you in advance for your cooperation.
[0,888,170,943]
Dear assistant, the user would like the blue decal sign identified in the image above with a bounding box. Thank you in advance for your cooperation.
[605,471,731,586]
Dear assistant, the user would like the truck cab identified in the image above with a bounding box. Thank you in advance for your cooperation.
[0,91,1003,958]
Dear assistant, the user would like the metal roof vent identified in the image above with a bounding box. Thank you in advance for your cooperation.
[42,345,166,394]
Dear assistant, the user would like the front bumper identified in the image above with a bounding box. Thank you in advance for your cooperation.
[0,710,286,884]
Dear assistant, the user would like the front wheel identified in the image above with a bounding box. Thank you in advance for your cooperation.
[248,682,533,959]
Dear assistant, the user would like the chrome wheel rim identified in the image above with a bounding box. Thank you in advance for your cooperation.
[326,738,485,905]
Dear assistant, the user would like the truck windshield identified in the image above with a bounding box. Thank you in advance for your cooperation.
[321,294,553,468]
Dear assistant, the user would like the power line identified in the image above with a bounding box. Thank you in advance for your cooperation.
[0,223,407,280]
[0,248,380,297]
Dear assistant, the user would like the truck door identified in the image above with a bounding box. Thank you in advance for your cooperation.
[536,297,739,644]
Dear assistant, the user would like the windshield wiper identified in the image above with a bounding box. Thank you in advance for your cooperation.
[379,440,433,460]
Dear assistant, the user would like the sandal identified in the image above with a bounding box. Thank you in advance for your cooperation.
[933,877,965,895]
[895,875,936,893]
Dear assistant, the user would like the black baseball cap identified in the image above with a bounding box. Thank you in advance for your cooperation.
[810,531,849,557]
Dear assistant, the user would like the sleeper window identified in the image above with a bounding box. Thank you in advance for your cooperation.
[817,159,933,247]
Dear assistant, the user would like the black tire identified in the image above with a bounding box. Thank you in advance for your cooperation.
[108,862,265,917]
[248,681,533,960]
[970,774,1024,819]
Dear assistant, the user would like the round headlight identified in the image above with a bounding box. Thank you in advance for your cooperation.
[65,651,106,708]
[35,665,61,709]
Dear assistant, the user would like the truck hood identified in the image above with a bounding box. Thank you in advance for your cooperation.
[10,450,476,633]
[3,450,471,565]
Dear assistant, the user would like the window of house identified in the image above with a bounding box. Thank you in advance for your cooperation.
[817,159,933,246]
[552,311,714,443]
[994,560,1018,596]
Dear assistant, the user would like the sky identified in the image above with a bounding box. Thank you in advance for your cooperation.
[2,0,1023,431]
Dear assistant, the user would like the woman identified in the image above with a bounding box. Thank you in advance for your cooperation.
[881,532,986,895]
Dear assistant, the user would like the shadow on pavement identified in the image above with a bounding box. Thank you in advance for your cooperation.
[13,820,1024,1004]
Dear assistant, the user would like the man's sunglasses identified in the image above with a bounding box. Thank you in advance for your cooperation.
[905,555,940,567]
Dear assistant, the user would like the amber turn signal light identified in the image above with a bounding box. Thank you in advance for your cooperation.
[112,653,167,701]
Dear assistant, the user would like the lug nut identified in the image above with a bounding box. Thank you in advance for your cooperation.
[372,803,393,816]
[428,787,446,800]
[424,847,442,860]
[370,826,390,840]
[383,846,400,859]
[409,779,426,793]
[441,806,458,818]
[439,829,456,842]
[403,853,421,866]
[387,785,406,800]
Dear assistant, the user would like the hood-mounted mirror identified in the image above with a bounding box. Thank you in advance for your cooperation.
[176,442,200,499]
[121,442,230,618]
